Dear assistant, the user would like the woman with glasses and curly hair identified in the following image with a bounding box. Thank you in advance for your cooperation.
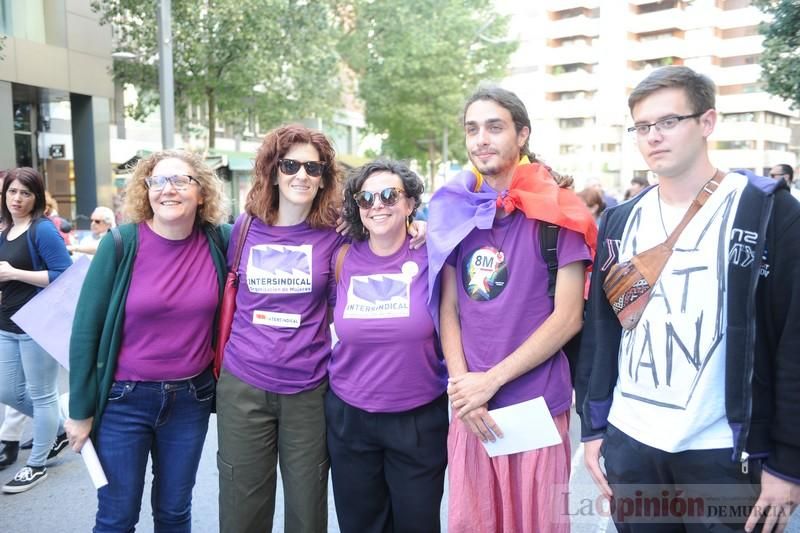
[326,160,448,533]
[65,150,231,532]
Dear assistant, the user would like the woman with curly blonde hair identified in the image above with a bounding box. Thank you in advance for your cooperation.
[65,150,231,532]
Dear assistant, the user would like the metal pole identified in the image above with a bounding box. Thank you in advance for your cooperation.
[157,0,175,149]
[441,125,448,190]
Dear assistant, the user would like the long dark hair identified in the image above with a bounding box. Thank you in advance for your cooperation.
[1,167,47,223]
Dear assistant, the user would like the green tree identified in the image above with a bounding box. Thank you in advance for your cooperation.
[339,0,516,178]
[92,0,343,147]
[754,0,800,108]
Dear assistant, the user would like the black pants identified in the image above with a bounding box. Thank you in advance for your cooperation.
[325,390,448,533]
[603,424,762,532]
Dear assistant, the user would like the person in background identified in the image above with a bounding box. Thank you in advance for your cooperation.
[624,175,650,200]
[586,177,619,209]
[0,169,30,473]
[65,150,231,531]
[0,168,71,493]
[577,187,606,220]
[68,206,116,257]
[327,160,448,533]
[769,163,800,201]
[43,192,74,248]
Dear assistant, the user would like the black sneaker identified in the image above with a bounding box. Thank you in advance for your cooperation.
[47,432,68,460]
[2,466,47,493]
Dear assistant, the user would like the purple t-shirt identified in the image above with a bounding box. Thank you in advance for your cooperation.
[329,239,447,413]
[223,216,345,393]
[115,223,218,380]
[449,212,590,414]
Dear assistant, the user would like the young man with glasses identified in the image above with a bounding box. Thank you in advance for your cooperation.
[577,65,800,532]
[427,86,596,532]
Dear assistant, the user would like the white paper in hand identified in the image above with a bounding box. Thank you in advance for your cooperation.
[80,439,108,489]
[481,397,562,457]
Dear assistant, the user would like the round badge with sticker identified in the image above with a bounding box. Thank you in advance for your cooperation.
[461,246,508,301]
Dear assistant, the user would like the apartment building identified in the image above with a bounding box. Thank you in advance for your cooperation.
[0,0,114,221]
[496,0,798,193]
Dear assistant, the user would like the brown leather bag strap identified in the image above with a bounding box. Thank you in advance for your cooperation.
[663,170,724,249]
[334,243,351,284]
[231,215,254,271]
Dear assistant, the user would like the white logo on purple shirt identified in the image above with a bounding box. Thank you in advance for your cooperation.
[246,244,313,294]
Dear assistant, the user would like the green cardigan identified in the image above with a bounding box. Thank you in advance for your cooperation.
[68,222,231,433]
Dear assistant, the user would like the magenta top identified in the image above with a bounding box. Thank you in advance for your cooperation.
[329,239,446,412]
[115,222,218,381]
[448,212,591,414]
[223,216,345,393]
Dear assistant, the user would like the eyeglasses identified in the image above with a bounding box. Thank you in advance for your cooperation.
[145,174,198,191]
[90,218,106,224]
[278,159,326,178]
[353,187,406,209]
[627,112,706,136]
[769,173,788,179]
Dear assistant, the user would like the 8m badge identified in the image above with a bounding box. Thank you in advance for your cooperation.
[462,246,508,301]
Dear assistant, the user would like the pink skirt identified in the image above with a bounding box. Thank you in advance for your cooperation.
[447,410,571,533]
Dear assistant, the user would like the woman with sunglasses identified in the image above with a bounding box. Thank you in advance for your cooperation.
[215,124,345,533]
[326,160,448,533]
[0,168,71,493]
[66,150,230,531]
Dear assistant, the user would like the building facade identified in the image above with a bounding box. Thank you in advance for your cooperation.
[0,0,113,225]
[496,0,798,193]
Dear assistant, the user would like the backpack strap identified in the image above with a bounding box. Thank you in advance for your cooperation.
[539,222,560,298]
[334,243,351,284]
[110,226,123,264]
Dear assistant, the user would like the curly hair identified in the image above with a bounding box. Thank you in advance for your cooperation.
[342,160,424,241]
[247,124,342,228]
[123,150,229,225]
[1,167,47,223]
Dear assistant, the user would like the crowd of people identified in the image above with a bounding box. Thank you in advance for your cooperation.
[0,65,798,533]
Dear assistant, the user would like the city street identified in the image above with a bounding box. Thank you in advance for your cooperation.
[0,373,798,532]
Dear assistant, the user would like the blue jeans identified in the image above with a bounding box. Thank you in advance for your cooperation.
[0,329,61,467]
[94,368,214,533]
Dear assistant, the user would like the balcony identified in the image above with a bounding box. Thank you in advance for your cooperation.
[545,15,600,40]
[628,9,686,34]
[717,93,798,117]
[629,37,686,61]
[542,43,598,66]
[715,7,767,29]
[716,35,763,58]
[544,70,597,93]
[544,97,598,118]
[545,0,600,9]
[713,64,762,87]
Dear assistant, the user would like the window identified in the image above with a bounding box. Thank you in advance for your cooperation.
[559,118,587,128]
[720,55,760,67]
[765,141,788,151]
[636,0,683,14]
[601,144,621,153]
[559,144,581,155]
[552,91,594,101]
[721,26,759,38]
[719,83,762,95]
[716,140,756,150]
[722,0,751,10]
[765,113,789,127]
[721,112,755,122]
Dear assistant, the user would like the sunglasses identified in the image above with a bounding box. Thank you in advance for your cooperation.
[353,187,406,209]
[278,159,326,178]
[90,218,106,224]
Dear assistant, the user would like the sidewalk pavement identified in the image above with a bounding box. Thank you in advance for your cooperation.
[0,399,797,532]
